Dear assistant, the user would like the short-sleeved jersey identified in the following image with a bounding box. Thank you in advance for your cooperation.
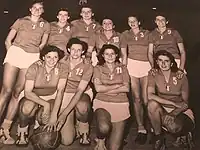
[47,22,72,51]
[61,59,93,93]
[148,71,188,102]
[71,19,101,44]
[93,63,130,102]
[12,16,50,53]
[88,30,120,54]
[26,60,69,96]
[148,28,183,59]
[120,29,149,61]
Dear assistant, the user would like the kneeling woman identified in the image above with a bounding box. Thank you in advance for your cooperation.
[16,45,68,146]
[147,50,195,150]
[56,38,93,146]
[92,44,130,150]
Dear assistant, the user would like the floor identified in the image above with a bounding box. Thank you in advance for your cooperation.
[0,118,199,150]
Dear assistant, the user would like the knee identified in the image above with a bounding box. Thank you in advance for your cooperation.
[98,122,111,135]
[147,100,161,113]
[1,86,13,97]
[12,86,24,98]
[20,99,37,116]
[168,119,183,134]
[76,97,91,115]
[109,144,121,150]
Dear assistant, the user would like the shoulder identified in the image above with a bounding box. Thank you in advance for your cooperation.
[71,19,80,25]
[27,60,43,72]
[121,30,130,35]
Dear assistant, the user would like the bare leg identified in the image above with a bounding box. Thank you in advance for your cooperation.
[0,63,19,119]
[108,120,126,150]
[94,108,111,150]
[75,93,92,145]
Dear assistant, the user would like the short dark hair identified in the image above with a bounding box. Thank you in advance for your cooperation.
[30,0,44,8]
[80,3,93,11]
[57,8,69,14]
[97,44,121,65]
[154,50,178,72]
[66,38,88,55]
[40,45,64,60]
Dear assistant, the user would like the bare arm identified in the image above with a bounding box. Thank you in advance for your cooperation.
[121,47,127,66]
[24,80,49,107]
[60,80,89,116]
[148,43,154,68]
[5,29,17,50]
[49,78,67,118]
[148,86,177,107]
[105,82,129,94]
[177,43,186,70]
[94,78,123,93]
[39,33,49,50]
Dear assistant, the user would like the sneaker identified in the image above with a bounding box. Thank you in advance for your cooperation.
[0,128,15,144]
[15,126,29,147]
[94,138,107,150]
[172,132,195,150]
[135,132,147,145]
[153,136,166,150]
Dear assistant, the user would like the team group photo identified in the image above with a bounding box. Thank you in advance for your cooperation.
[1,0,200,150]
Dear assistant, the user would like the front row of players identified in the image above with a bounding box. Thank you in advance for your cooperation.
[3,38,195,150]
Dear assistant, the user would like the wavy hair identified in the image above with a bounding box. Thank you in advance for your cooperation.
[97,44,121,66]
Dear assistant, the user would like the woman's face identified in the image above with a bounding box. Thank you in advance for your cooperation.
[69,44,83,59]
[57,10,69,23]
[103,48,117,64]
[155,16,167,28]
[156,55,172,71]
[44,52,59,68]
[80,8,93,20]
[102,19,114,31]
[30,3,44,17]
[128,16,139,29]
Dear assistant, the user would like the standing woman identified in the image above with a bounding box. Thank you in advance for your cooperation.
[15,45,67,146]
[120,16,151,144]
[47,8,72,58]
[71,4,101,61]
[148,14,186,78]
[0,0,50,144]
[88,18,121,66]
[93,44,130,150]
[56,38,93,146]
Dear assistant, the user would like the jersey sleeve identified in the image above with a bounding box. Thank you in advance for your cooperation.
[82,64,93,82]
[59,63,69,79]
[122,65,130,84]
[148,72,156,88]
[25,63,38,80]
[88,33,96,47]
[173,30,183,43]
[120,32,128,48]
[10,19,21,31]
[148,31,154,44]
[43,21,50,34]
[181,74,189,93]
[93,66,101,81]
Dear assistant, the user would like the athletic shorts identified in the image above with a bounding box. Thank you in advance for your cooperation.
[3,45,39,69]
[93,99,130,122]
[61,88,93,109]
[127,58,151,78]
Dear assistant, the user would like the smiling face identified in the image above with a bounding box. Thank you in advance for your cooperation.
[156,55,172,71]
[44,51,59,68]
[69,44,83,59]
[29,2,44,17]
[80,7,93,20]
[103,48,117,64]
[155,16,168,28]
[102,19,114,31]
[128,16,140,29]
[57,10,69,23]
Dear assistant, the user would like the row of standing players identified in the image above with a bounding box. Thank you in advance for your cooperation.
[0,1,195,150]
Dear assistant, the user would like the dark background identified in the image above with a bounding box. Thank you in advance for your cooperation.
[2,0,200,137]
